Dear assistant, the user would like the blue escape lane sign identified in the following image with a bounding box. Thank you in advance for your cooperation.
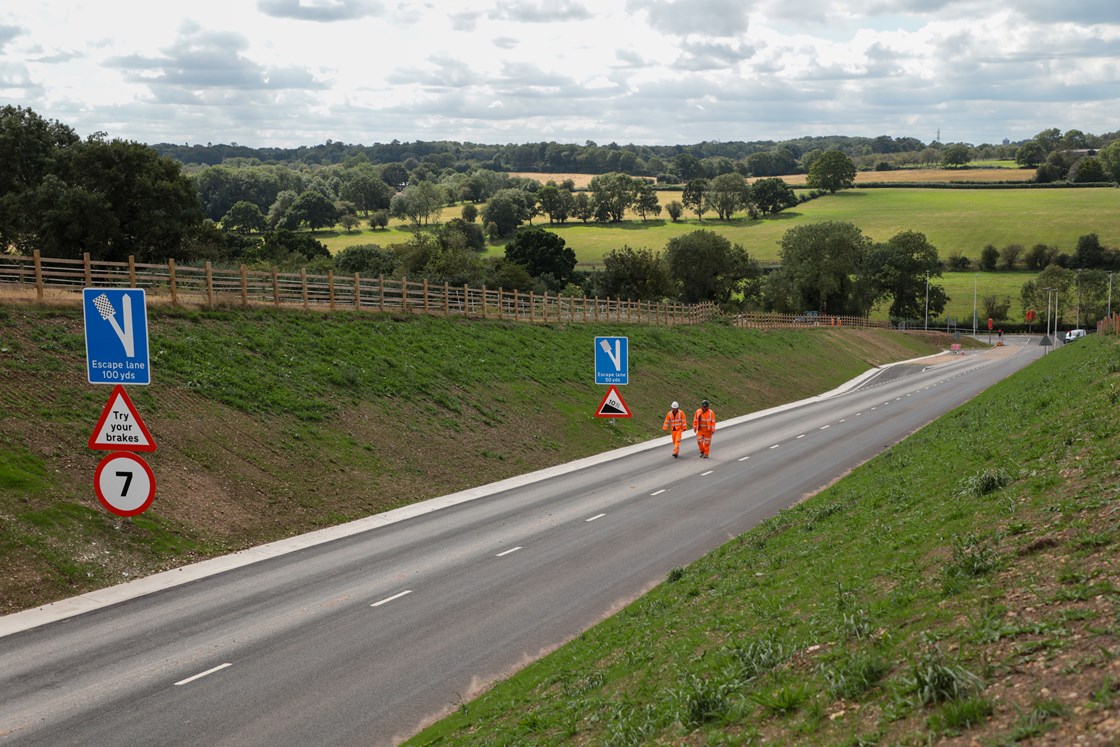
[83,288,151,385]
[594,336,628,385]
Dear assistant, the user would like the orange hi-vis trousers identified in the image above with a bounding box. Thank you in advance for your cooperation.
[693,408,716,456]
[663,409,688,455]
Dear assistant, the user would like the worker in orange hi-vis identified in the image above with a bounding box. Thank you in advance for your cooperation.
[662,401,688,458]
[693,399,716,458]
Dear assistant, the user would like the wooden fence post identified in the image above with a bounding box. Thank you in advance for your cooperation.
[168,258,178,305]
[423,278,429,313]
[240,265,248,307]
[513,289,518,320]
[402,275,408,312]
[205,261,214,309]
[354,273,361,310]
[443,281,450,315]
[498,288,503,319]
[300,268,308,309]
[33,250,43,301]
[128,255,136,287]
[328,270,336,311]
[83,253,92,286]
[272,268,279,306]
[379,276,385,313]
[481,285,487,319]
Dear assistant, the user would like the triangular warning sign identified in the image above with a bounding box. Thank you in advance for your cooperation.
[595,385,632,419]
[89,384,157,452]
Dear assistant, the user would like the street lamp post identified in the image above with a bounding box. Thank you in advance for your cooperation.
[972,274,977,335]
[1044,287,1055,351]
[924,272,929,331]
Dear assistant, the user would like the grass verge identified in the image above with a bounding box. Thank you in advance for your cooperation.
[405,335,1120,746]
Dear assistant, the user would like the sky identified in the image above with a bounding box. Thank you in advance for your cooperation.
[2,0,1119,149]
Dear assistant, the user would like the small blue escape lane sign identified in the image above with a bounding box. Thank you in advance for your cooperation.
[83,288,151,385]
[594,336,628,385]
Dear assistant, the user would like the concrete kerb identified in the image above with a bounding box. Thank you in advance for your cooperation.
[0,349,954,638]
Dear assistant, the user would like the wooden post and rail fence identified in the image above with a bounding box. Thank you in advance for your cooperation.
[0,251,888,331]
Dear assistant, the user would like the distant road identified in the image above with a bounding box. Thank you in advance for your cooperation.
[0,338,1043,746]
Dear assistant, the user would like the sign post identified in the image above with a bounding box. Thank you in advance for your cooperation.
[84,288,156,516]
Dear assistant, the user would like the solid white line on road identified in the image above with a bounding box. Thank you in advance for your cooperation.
[371,590,413,607]
[820,425,830,430]
[770,444,780,449]
[701,470,713,476]
[651,489,666,496]
[738,456,750,462]
[496,547,522,557]
[586,513,606,522]
[175,663,232,686]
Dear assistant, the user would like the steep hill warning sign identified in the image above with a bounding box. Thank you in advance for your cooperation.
[594,385,632,418]
[88,385,157,452]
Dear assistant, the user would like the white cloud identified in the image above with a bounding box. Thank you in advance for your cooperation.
[0,0,1118,147]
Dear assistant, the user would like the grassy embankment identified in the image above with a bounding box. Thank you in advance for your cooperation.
[0,303,947,614]
[407,335,1120,746]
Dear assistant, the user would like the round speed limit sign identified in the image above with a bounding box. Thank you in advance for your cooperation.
[94,451,156,517]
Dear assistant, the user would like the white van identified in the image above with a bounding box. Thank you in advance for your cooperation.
[1064,329,1086,342]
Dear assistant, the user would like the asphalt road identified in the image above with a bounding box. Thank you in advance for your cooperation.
[0,337,1044,746]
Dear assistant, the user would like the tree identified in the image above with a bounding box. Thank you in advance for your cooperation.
[1072,233,1104,269]
[380,163,409,191]
[461,203,478,223]
[663,229,758,304]
[863,230,947,320]
[999,244,1024,271]
[389,181,443,227]
[482,188,533,237]
[1098,140,1120,182]
[536,184,573,223]
[776,221,871,314]
[287,190,339,230]
[340,172,393,214]
[1069,156,1106,183]
[980,294,1012,322]
[979,244,1000,271]
[941,143,972,168]
[334,243,398,276]
[572,192,593,223]
[681,178,709,220]
[43,137,204,262]
[633,181,662,222]
[749,177,797,215]
[1014,140,1046,168]
[368,209,389,231]
[503,227,576,291]
[339,214,361,233]
[806,150,856,193]
[1024,243,1057,271]
[246,229,330,269]
[706,173,750,220]
[437,217,485,252]
[673,153,705,181]
[222,201,267,234]
[665,200,683,222]
[588,172,639,223]
[597,246,675,301]
[0,105,79,198]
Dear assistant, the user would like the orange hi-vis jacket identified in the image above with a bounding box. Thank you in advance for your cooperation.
[693,407,716,435]
[663,409,688,432]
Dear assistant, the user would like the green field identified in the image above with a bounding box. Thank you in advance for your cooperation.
[314,188,1120,274]
[885,271,1035,326]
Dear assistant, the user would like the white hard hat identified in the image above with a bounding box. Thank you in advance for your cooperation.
[671,401,679,409]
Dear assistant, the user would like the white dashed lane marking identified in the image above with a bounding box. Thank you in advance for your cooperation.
[496,547,522,557]
[371,590,413,607]
[586,513,606,522]
[175,663,232,686]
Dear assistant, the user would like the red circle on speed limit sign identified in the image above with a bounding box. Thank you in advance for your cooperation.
[94,451,156,517]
